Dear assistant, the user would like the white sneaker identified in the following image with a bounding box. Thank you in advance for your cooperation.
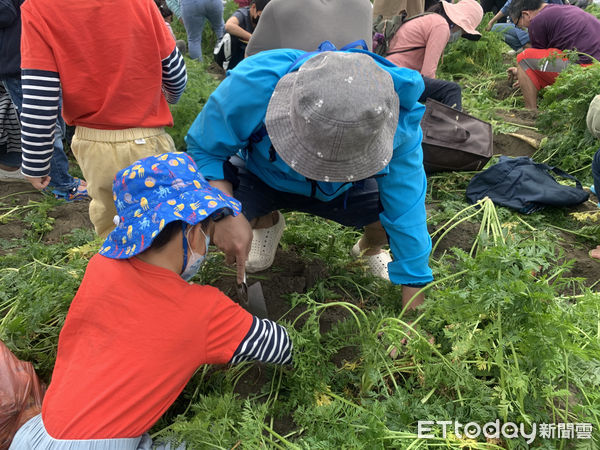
[246,211,286,273]
[0,167,25,182]
[351,240,391,281]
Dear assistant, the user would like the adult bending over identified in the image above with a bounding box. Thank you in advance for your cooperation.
[385,0,483,110]
[186,49,433,310]
[506,0,600,110]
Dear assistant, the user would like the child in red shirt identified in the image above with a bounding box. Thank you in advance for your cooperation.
[10,152,292,450]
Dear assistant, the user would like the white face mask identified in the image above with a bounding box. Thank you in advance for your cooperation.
[180,225,210,281]
[448,30,463,43]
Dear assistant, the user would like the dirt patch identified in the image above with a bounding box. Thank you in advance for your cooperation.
[205,62,226,81]
[493,78,517,101]
[429,198,600,289]
[493,133,537,157]
[493,109,544,158]
[429,220,481,257]
[0,181,92,245]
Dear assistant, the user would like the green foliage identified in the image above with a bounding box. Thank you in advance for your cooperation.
[280,212,361,266]
[438,13,509,79]
[535,63,600,173]
[438,16,524,131]
[167,57,222,151]
[0,235,93,380]
[585,3,600,20]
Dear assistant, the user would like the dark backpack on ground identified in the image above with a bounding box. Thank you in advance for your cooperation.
[372,12,432,56]
[466,156,589,214]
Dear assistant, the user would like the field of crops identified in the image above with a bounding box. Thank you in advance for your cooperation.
[1,8,600,449]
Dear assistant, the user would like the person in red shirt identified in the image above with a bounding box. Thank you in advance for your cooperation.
[19,0,188,238]
[506,0,600,110]
[10,152,293,450]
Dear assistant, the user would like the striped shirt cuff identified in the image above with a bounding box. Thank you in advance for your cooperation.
[20,69,60,177]
[162,47,187,104]
[230,316,293,365]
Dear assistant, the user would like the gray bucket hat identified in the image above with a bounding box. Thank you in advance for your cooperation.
[265,52,399,183]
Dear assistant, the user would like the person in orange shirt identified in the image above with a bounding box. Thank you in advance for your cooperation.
[19,0,187,238]
[9,152,293,450]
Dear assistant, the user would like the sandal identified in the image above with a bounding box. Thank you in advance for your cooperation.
[351,240,391,281]
[246,211,286,273]
[52,178,89,202]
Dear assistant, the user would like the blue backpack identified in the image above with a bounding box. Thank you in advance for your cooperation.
[466,156,589,214]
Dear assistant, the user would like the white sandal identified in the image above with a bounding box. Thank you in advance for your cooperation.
[246,211,286,273]
[351,241,391,280]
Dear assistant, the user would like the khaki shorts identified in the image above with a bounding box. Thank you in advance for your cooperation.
[71,127,176,238]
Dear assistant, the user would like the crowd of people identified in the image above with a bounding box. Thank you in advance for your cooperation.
[1,0,599,448]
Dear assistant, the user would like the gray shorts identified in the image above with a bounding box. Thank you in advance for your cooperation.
[10,415,184,450]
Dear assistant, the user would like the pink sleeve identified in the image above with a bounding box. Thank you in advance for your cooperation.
[420,25,450,79]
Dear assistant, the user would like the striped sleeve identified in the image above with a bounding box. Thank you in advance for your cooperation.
[0,92,21,153]
[161,47,187,104]
[19,69,60,177]
[229,316,293,365]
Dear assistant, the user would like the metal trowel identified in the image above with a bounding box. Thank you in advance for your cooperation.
[237,273,268,319]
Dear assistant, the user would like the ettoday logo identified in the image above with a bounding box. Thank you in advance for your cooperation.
[417,420,594,444]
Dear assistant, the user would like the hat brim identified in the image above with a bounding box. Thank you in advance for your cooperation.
[442,1,482,39]
[265,71,398,183]
[99,184,240,259]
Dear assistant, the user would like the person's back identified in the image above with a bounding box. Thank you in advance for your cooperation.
[529,4,600,63]
[20,0,187,238]
[21,0,175,129]
[42,253,254,439]
[245,0,373,56]
[9,152,292,449]
[386,13,450,79]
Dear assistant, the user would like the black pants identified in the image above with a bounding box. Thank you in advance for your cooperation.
[420,76,462,110]
[228,35,247,70]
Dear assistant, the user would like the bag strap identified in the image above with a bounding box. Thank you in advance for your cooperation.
[383,12,433,56]
[386,46,425,56]
[528,159,584,189]
[548,165,584,190]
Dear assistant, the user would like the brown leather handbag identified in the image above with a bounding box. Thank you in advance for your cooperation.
[420,98,493,173]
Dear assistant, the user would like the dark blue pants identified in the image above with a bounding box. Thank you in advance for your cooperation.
[593,148,600,194]
[230,156,382,229]
[420,76,462,111]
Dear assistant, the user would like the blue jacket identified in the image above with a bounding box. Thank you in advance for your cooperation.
[186,48,433,286]
[0,0,22,79]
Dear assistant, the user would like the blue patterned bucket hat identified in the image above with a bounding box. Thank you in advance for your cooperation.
[100,152,241,259]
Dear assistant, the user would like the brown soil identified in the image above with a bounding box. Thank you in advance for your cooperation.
[493,109,544,158]
[0,181,92,248]
[429,197,600,289]
[493,78,517,101]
